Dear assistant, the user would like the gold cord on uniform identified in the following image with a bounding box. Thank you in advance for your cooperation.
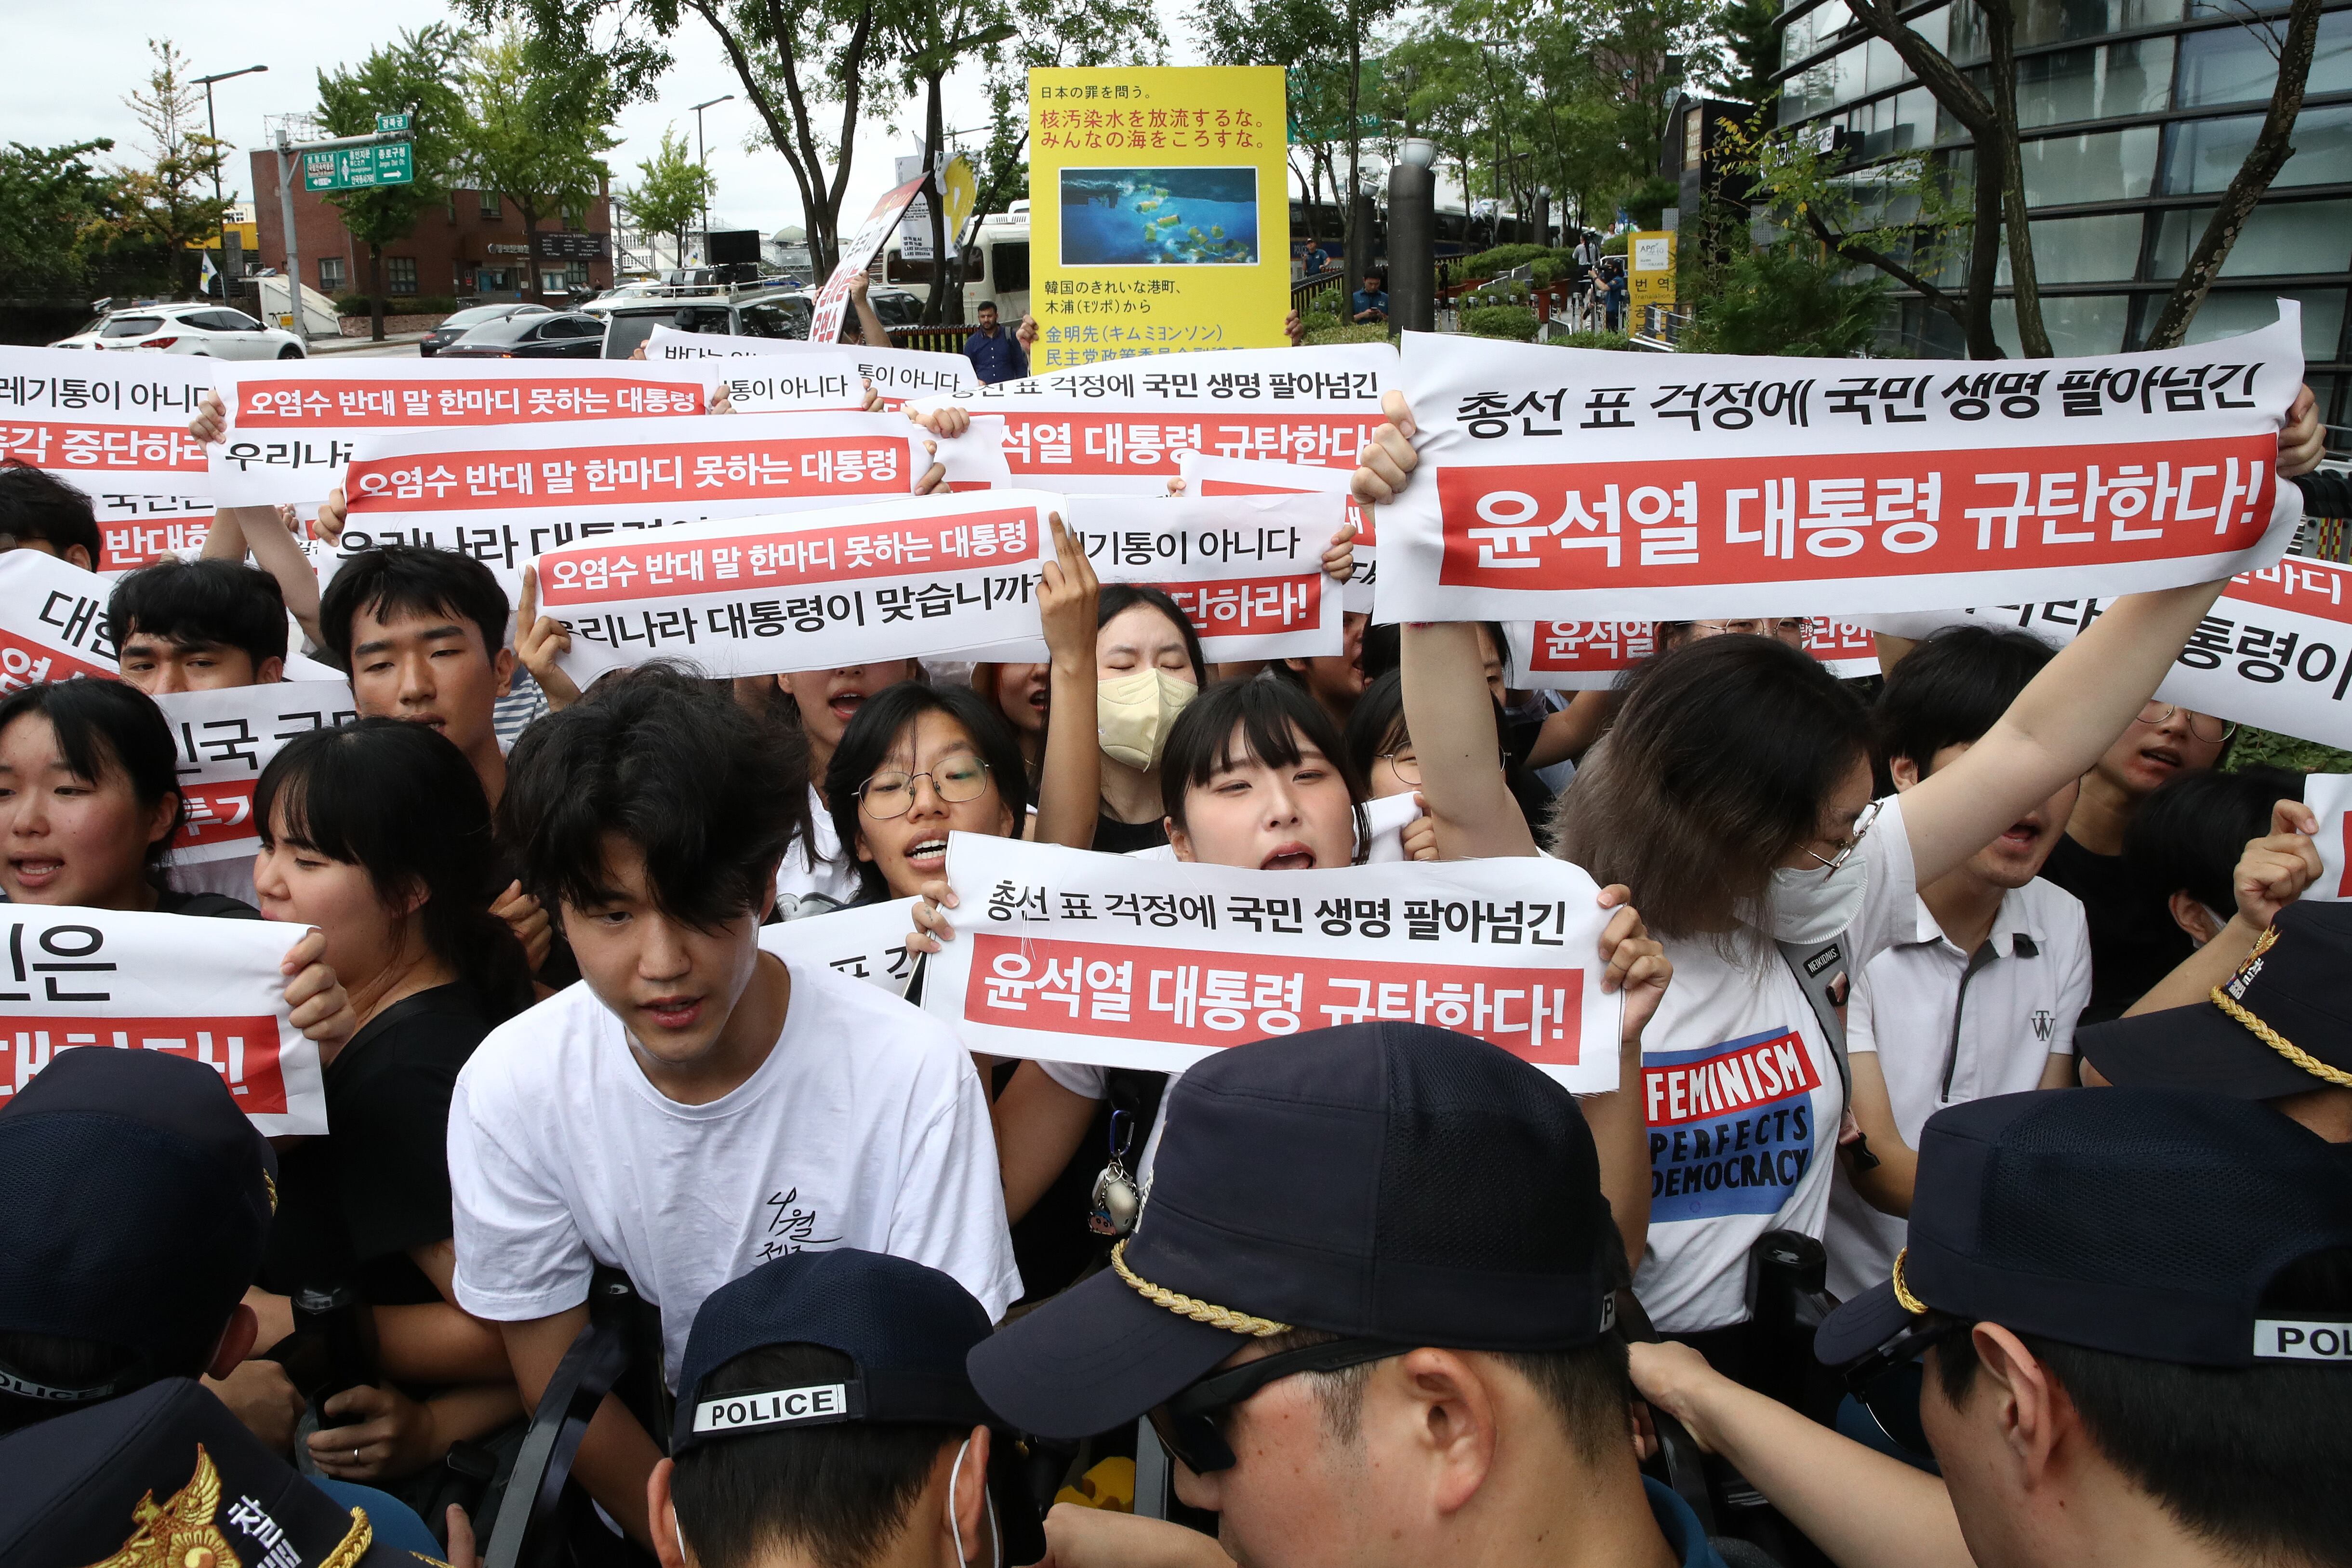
[1890,1248,1929,1316]
[2206,924,2352,1089]
[1111,1239,1293,1337]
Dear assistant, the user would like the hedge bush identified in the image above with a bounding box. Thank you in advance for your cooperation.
[1460,305,1540,342]
[1547,329,1635,350]
[1305,322,1393,345]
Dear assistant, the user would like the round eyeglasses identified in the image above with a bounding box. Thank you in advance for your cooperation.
[857,758,993,819]
[2137,702,2236,744]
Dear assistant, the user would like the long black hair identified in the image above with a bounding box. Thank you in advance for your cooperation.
[0,680,184,885]
[256,718,532,1020]
[824,682,1031,905]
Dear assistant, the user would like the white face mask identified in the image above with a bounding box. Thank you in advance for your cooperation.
[1097,668,1196,771]
[946,1434,1000,1568]
[1767,853,1869,946]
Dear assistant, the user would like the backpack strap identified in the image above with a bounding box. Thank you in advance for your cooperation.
[1777,933,1879,1172]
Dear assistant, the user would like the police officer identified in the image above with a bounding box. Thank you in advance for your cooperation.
[0,1049,449,1565]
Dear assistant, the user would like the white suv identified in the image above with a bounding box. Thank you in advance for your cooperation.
[52,303,306,359]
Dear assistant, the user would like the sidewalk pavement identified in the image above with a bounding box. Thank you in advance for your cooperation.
[308,331,431,354]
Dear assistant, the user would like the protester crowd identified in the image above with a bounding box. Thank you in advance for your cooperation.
[0,332,2347,1568]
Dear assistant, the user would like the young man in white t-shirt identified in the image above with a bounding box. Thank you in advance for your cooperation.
[1828,626,2088,1301]
[446,664,1016,1549]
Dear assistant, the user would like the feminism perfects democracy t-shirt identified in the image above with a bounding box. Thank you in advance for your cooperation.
[1633,794,1916,1335]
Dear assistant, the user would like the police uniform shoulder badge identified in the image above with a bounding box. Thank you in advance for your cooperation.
[79,1443,236,1568]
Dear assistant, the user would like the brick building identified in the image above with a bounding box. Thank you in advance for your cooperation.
[246,152,615,304]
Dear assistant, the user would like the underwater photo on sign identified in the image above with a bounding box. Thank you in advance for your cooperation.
[1060,167,1260,266]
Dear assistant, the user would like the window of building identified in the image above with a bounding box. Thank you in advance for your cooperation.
[2017,124,2160,204]
[2177,10,2352,108]
[480,191,502,219]
[542,270,569,296]
[1999,212,2146,283]
[2163,103,2352,193]
[479,268,512,292]
[318,257,346,293]
[2176,286,2346,362]
[1948,0,2183,63]
[2151,199,2352,278]
[2015,37,2174,128]
[1993,293,2130,356]
[993,240,1030,293]
[386,256,418,295]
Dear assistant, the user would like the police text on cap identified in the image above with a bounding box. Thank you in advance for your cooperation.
[2252,1318,2352,1361]
[692,1382,852,1434]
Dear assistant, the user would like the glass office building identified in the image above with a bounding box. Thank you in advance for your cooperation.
[1773,0,2352,421]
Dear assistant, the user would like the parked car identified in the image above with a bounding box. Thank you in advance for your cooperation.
[589,286,811,359]
[419,302,552,357]
[435,311,609,359]
[50,303,305,359]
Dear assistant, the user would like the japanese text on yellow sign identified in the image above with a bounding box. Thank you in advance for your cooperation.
[1029,66,1291,368]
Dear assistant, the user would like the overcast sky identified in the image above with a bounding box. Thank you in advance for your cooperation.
[9,2,1197,239]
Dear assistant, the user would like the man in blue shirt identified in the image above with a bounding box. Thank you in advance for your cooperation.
[1351,270,1389,325]
[962,300,1027,385]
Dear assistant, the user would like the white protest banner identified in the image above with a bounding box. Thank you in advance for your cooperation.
[1063,492,1344,660]
[154,679,357,867]
[757,899,922,997]
[811,176,927,346]
[647,326,978,409]
[667,344,869,414]
[1504,619,1882,690]
[0,550,120,687]
[206,358,716,506]
[2303,773,2352,899]
[538,490,1058,684]
[0,345,212,500]
[1179,451,1374,611]
[86,491,215,574]
[920,832,1618,1090]
[1853,556,2352,748]
[338,412,931,597]
[0,904,324,1134]
[910,345,1393,495]
[1377,313,2306,623]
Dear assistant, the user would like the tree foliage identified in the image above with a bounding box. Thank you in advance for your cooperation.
[98,40,235,299]
[458,29,619,300]
[317,25,474,331]
[0,140,117,300]
[620,125,713,266]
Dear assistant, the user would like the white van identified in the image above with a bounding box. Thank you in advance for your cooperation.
[962,204,1030,322]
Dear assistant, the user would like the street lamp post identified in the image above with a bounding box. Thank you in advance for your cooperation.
[1390,138,1437,334]
[690,94,734,266]
[194,65,269,207]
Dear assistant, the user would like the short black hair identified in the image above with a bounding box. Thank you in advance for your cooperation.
[1929,1246,2352,1566]
[1161,676,1369,848]
[500,664,797,928]
[822,682,1031,906]
[0,680,183,875]
[671,1342,964,1568]
[2124,765,2305,914]
[107,558,288,672]
[317,545,507,669]
[1096,584,1207,686]
[257,719,532,1019]
[0,463,101,566]
[1875,625,2055,772]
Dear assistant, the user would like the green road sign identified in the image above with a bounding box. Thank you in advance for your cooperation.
[375,112,411,133]
[303,141,413,192]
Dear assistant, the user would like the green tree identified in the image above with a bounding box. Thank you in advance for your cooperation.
[1702,0,1779,122]
[620,125,712,272]
[316,25,473,339]
[459,29,618,303]
[1197,0,1350,246]
[0,140,117,300]
[102,40,234,300]
[1679,244,1890,355]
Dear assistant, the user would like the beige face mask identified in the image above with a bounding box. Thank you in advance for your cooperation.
[1096,668,1197,771]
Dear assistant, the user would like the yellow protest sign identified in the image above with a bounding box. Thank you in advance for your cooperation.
[1629,230,1677,310]
[943,155,977,239]
[1029,65,1291,368]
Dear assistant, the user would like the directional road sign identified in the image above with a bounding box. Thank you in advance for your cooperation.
[303,141,413,192]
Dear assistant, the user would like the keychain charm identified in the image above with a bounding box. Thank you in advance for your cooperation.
[1089,1156,1141,1236]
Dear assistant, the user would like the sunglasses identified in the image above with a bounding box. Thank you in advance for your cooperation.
[1841,1316,1967,1457]
[1147,1337,1407,1474]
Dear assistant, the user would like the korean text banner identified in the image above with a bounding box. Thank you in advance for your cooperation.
[812,176,926,346]
[1505,619,1882,689]
[1028,66,1290,366]
[207,358,716,506]
[915,345,1390,494]
[1853,555,2352,749]
[1063,491,1344,660]
[155,680,357,867]
[0,904,324,1135]
[757,898,922,998]
[1179,451,1375,611]
[1376,314,2306,622]
[0,550,120,689]
[921,832,1620,1090]
[338,412,931,597]
[649,341,868,414]
[538,490,1060,684]
[0,345,211,500]
[87,492,215,575]
[647,327,978,409]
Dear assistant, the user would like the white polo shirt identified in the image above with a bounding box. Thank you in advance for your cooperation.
[1824,877,2090,1302]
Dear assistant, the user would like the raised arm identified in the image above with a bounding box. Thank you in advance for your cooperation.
[232,504,324,651]
[2124,797,2320,1016]
[1033,515,1103,850]
[1399,623,1536,859]
[1900,582,2231,886]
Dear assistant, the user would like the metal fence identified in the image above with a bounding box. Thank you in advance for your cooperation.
[886,324,973,354]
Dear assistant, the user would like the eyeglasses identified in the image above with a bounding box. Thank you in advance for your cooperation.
[1379,750,1421,786]
[1799,797,1884,880]
[2137,701,2237,744]
[1147,1338,1407,1474]
[856,757,992,820]
[1841,1315,1968,1458]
